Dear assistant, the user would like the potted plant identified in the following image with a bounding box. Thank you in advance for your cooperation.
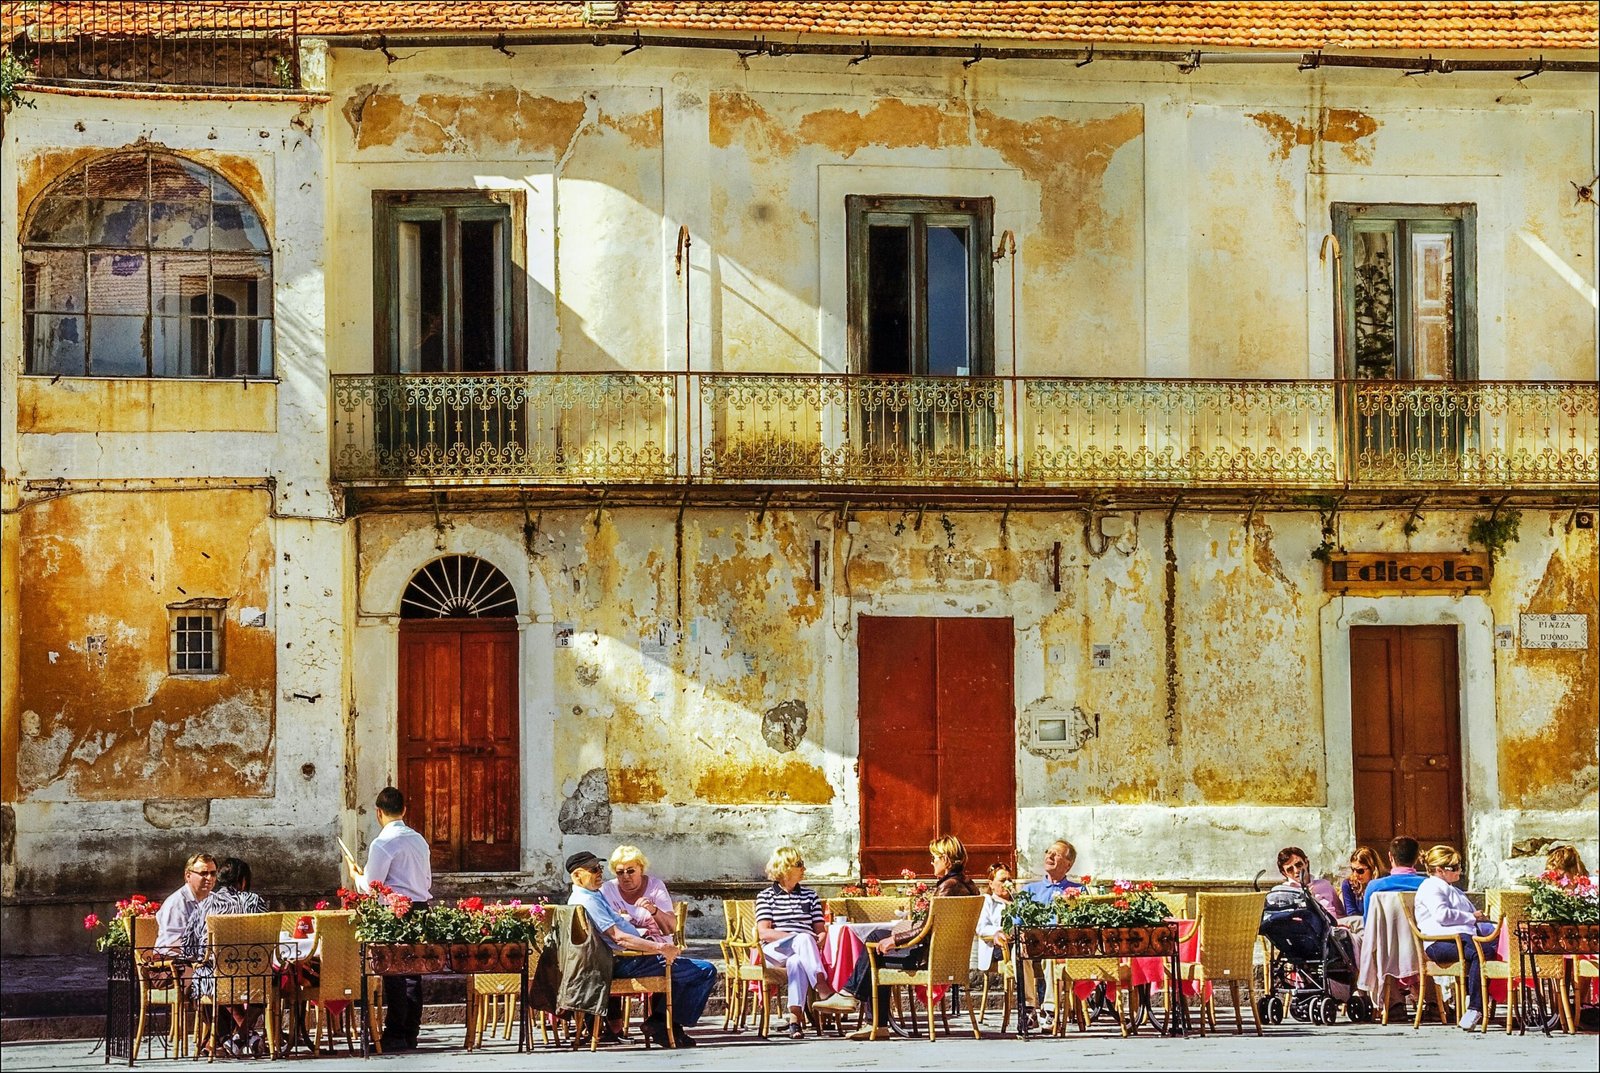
[84,894,162,952]
[1001,879,1176,957]
[1519,871,1600,954]
[344,884,443,974]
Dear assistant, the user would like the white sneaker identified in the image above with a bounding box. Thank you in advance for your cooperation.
[1458,1009,1482,1031]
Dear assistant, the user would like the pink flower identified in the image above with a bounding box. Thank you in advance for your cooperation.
[314,900,330,910]
[900,869,916,880]
[389,895,412,918]
[83,913,100,930]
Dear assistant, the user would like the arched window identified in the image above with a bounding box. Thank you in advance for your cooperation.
[22,150,273,378]
[400,556,518,618]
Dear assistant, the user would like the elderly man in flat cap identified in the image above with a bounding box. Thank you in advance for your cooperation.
[566,849,717,1047]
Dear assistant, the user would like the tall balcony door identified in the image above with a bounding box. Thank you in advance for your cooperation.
[397,556,521,873]
[1350,625,1464,870]
[857,616,1015,876]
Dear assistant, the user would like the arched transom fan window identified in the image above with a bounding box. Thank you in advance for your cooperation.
[22,149,273,378]
[400,556,519,618]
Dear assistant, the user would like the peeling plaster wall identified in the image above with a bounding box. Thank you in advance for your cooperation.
[1,91,346,951]
[354,505,1596,888]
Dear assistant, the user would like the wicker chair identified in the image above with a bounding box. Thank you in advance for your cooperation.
[840,896,905,923]
[975,935,1015,1030]
[1482,889,1574,1033]
[615,902,690,1035]
[864,895,985,1041]
[196,911,282,1060]
[722,899,787,1036]
[285,910,363,1054]
[1402,890,1499,1028]
[130,913,189,1058]
[1182,892,1269,1035]
[1053,952,1134,1036]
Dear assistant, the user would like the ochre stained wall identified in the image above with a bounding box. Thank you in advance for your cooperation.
[16,489,276,801]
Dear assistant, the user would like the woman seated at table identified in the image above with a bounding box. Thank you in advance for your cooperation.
[1272,846,1342,919]
[975,862,1014,972]
[601,845,677,940]
[754,845,836,1039]
[814,834,978,1040]
[1415,844,1499,1031]
[185,857,269,1057]
[1546,844,1589,880]
[1338,846,1385,920]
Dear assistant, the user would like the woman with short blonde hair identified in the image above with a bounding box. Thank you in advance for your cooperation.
[601,844,675,940]
[754,846,834,1037]
[1415,845,1498,1030]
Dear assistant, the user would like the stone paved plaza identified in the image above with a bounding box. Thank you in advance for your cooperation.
[2,1019,1595,1071]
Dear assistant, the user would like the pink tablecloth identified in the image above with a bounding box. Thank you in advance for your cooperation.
[1069,920,1206,1000]
[821,922,946,1005]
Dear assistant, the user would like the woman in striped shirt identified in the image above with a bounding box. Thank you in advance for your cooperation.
[755,845,838,1038]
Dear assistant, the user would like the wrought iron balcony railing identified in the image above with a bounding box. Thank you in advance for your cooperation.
[330,373,1598,494]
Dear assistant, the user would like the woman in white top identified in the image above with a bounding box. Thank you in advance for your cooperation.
[974,862,1013,972]
[600,845,677,940]
[1414,844,1499,1030]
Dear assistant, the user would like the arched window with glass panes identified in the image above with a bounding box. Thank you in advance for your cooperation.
[22,150,273,378]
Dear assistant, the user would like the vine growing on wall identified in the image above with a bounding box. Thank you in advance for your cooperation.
[1,49,37,114]
[1469,508,1522,564]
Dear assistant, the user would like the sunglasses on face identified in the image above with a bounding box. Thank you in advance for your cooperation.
[1351,866,1371,875]
[190,870,217,878]
[615,867,640,876]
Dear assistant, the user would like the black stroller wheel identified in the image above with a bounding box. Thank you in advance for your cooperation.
[1319,996,1339,1024]
[1290,997,1311,1022]
[1256,995,1273,1024]
[1269,996,1285,1024]
[1347,994,1374,1023]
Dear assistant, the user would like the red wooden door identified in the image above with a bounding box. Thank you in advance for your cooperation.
[858,616,1015,876]
[1350,625,1463,855]
[398,619,520,872]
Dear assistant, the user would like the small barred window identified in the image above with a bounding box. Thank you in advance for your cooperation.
[168,601,226,674]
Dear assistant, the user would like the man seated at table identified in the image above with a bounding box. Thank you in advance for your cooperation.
[1017,838,1083,1026]
[155,853,217,956]
[185,857,270,1057]
[566,850,718,1048]
[1361,836,1428,914]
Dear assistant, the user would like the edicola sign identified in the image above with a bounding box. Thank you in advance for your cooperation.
[1323,552,1492,595]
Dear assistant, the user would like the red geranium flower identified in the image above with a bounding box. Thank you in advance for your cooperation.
[83,913,100,930]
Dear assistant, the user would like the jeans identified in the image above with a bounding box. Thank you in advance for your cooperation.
[1425,922,1500,1013]
[611,955,719,1026]
[843,928,928,1022]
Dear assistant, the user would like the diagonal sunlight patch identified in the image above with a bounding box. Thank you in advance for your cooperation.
[1518,230,1599,308]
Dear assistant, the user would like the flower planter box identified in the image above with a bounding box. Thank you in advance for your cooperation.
[1521,922,1600,955]
[1099,925,1176,957]
[1017,927,1101,959]
[448,941,527,974]
[364,942,448,975]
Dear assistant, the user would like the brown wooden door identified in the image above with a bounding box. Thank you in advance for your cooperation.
[858,616,1015,876]
[398,619,520,872]
[1350,625,1463,854]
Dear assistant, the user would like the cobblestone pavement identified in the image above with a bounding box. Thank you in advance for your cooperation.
[1,1019,1593,1071]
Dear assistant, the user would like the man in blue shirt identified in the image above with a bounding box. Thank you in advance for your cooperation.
[1022,839,1086,901]
[1361,836,1427,914]
[566,850,717,1047]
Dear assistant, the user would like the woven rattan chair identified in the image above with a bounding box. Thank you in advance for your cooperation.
[1053,952,1134,1035]
[723,899,787,1036]
[614,902,691,1036]
[975,935,1015,1030]
[1482,889,1573,1033]
[1402,890,1499,1028]
[1152,891,1188,918]
[840,896,905,923]
[465,973,521,1048]
[197,911,282,1060]
[130,913,189,1058]
[864,895,984,1041]
[1183,892,1269,1035]
[287,910,363,1054]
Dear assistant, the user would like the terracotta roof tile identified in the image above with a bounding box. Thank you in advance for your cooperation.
[4,1,1596,51]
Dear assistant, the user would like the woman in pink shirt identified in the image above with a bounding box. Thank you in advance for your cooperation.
[600,845,676,940]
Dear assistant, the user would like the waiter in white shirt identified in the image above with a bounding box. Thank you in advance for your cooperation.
[348,786,433,1052]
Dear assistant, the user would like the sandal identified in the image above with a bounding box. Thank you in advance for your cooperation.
[777,1020,805,1039]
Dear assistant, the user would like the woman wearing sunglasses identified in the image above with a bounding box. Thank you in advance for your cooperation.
[601,845,677,940]
[1339,846,1386,920]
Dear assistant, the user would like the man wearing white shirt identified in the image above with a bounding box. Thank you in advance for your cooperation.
[348,787,433,1051]
[155,853,216,955]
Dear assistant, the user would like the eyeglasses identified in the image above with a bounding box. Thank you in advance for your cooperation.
[1440,864,1462,873]
[793,861,806,869]
[1350,866,1370,875]
[615,867,640,876]
[189,870,217,878]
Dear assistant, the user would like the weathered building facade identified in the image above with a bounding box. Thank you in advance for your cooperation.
[2,1,1596,951]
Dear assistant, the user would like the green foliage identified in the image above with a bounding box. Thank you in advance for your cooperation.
[1468,509,1521,564]
[1001,882,1170,935]
[2,49,37,112]
[1522,872,1599,925]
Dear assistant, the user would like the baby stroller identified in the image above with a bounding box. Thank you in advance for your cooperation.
[1257,884,1372,1024]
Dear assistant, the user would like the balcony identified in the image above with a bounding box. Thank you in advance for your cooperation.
[330,373,1599,505]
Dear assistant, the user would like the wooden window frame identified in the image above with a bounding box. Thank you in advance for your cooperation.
[168,599,227,676]
[372,190,527,374]
[1333,203,1478,381]
[845,194,995,376]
